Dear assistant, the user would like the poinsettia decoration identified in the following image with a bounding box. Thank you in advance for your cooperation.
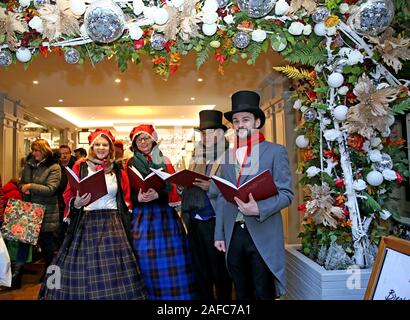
[343,74,400,138]
[368,27,410,73]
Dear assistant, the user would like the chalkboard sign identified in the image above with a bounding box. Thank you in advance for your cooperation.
[364,236,410,300]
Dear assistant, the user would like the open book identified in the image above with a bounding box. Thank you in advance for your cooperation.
[211,169,278,204]
[150,168,210,188]
[66,167,108,205]
[127,166,166,193]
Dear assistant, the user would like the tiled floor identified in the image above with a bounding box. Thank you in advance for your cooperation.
[0,260,44,300]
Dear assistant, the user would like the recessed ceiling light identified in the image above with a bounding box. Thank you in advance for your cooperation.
[190,97,195,101]
[180,115,185,118]
[33,80,39,84]
[91,116,95,119]
[197,78,203,82]
[124,97,129,102]
[58,99,63,102]
[115,78,121,83]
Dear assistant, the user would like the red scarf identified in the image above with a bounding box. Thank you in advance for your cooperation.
[234,131,265,186]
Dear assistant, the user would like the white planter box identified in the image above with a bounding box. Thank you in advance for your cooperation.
[284,244,372,300]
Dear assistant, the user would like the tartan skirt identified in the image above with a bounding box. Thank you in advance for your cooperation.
[38,209,147,300]
[132,202,197,299]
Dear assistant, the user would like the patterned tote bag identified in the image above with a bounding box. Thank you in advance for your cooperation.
[0,198,45,245]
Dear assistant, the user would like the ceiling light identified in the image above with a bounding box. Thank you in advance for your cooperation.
[190,97,195,101]
[115,78,121,83]
[124,97,129,102]
[33,80,39,84]
[58,99,63,103]
[91,116,95,119]
[197,78,203,82]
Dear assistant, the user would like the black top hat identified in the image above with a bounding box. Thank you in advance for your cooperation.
[195,110,228,131]
[224,90,265,129]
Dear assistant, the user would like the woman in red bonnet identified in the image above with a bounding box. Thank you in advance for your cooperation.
[127,124,196,299]
[38,128,146,300]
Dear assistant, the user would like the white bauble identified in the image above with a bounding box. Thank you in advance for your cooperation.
[133,0,144,16]
[251,29,266,42]
[171,0,184,8]
[314,23,327,36]
[16,48,32,63]
[70,0,86,16]
[386,115,395,127]
[295,135,309,148]
[80,24,88,37]
[275,0,289,16]
[327,72,344,88]
[28,16,44,33]
[381,128,391,137]
[19,0,31,7]
[128,23,143,40]
[153,7,169,25]
[202,23,217,36]
[202,0,219,13]
[333,105,348,121]
[366,170,384,186]
[202,11,218,24]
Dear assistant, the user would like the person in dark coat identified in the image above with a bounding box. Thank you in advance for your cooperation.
[39,129,146,300]
[18,139,62,284]
[181,110,232,300]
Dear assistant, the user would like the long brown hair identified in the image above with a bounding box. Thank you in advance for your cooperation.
[87,134,115,160]
[31,139,52,159]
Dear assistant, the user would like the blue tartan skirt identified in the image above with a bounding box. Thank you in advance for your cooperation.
[132,202,197,299]
[38,209,147,300]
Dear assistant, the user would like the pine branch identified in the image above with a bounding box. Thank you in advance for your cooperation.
[247,42,262,65]
[363,192,382,212]
[272,65,310,80]
[196,40,212,70]
[391,98,410,115]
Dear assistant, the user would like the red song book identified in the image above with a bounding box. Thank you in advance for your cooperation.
[127,166,165,193]
[66,167,108,205]
[211,169,278,204]
[150,168,210,188]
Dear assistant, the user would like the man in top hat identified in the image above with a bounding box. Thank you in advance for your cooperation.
[180,109,232,300]
[213,90,294,300]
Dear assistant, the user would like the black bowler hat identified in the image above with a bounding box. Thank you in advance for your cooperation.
[195,110,228,132]
[224,90,265,129]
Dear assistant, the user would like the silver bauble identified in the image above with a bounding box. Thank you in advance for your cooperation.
[217,0,230,8]
[237,0,276,18]
[84,0,125,43]
[373,153,393,172]
[312,6,330,23]
[303,108,317,122]
[151,33,167,50]
[233,32,251,49]
[34,0,49,7]
[347,0,394,36]
[0,51,13,67]
[64,48,81,64]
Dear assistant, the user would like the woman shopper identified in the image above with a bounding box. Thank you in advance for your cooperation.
[127,124,196,300]
[38,128,146,300]
[18,139,61,285]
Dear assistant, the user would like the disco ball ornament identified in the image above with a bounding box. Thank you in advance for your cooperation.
[34,0,49,7]
[373,153,393,172]
[0,51,13,67]
[270,33,287,52]
[151,33,167,50]
[303,108,317,122]
[312,6,330,23]
[237,0,276,18]
[217,0,230,7]
[347,0,394,36]
[64,48,81,64]
[233,32,251,49]
[84,0,125,43]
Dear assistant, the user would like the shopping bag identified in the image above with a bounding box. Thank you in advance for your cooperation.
[0,231,11,287]
[0,198,45,245]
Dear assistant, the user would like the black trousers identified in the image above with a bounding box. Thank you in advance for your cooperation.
[188,217,232,300]
[227,222,276,300]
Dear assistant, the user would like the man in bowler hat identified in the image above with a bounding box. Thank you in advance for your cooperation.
[181,110,232,300]
[213,90,294,299]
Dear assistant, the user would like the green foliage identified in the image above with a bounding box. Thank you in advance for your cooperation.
[196,39,212,70]
[363,192,383,212]
[391,98,410,115]
[246,42,262,65]
[282,38,327,66]
[325,0,343,10]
